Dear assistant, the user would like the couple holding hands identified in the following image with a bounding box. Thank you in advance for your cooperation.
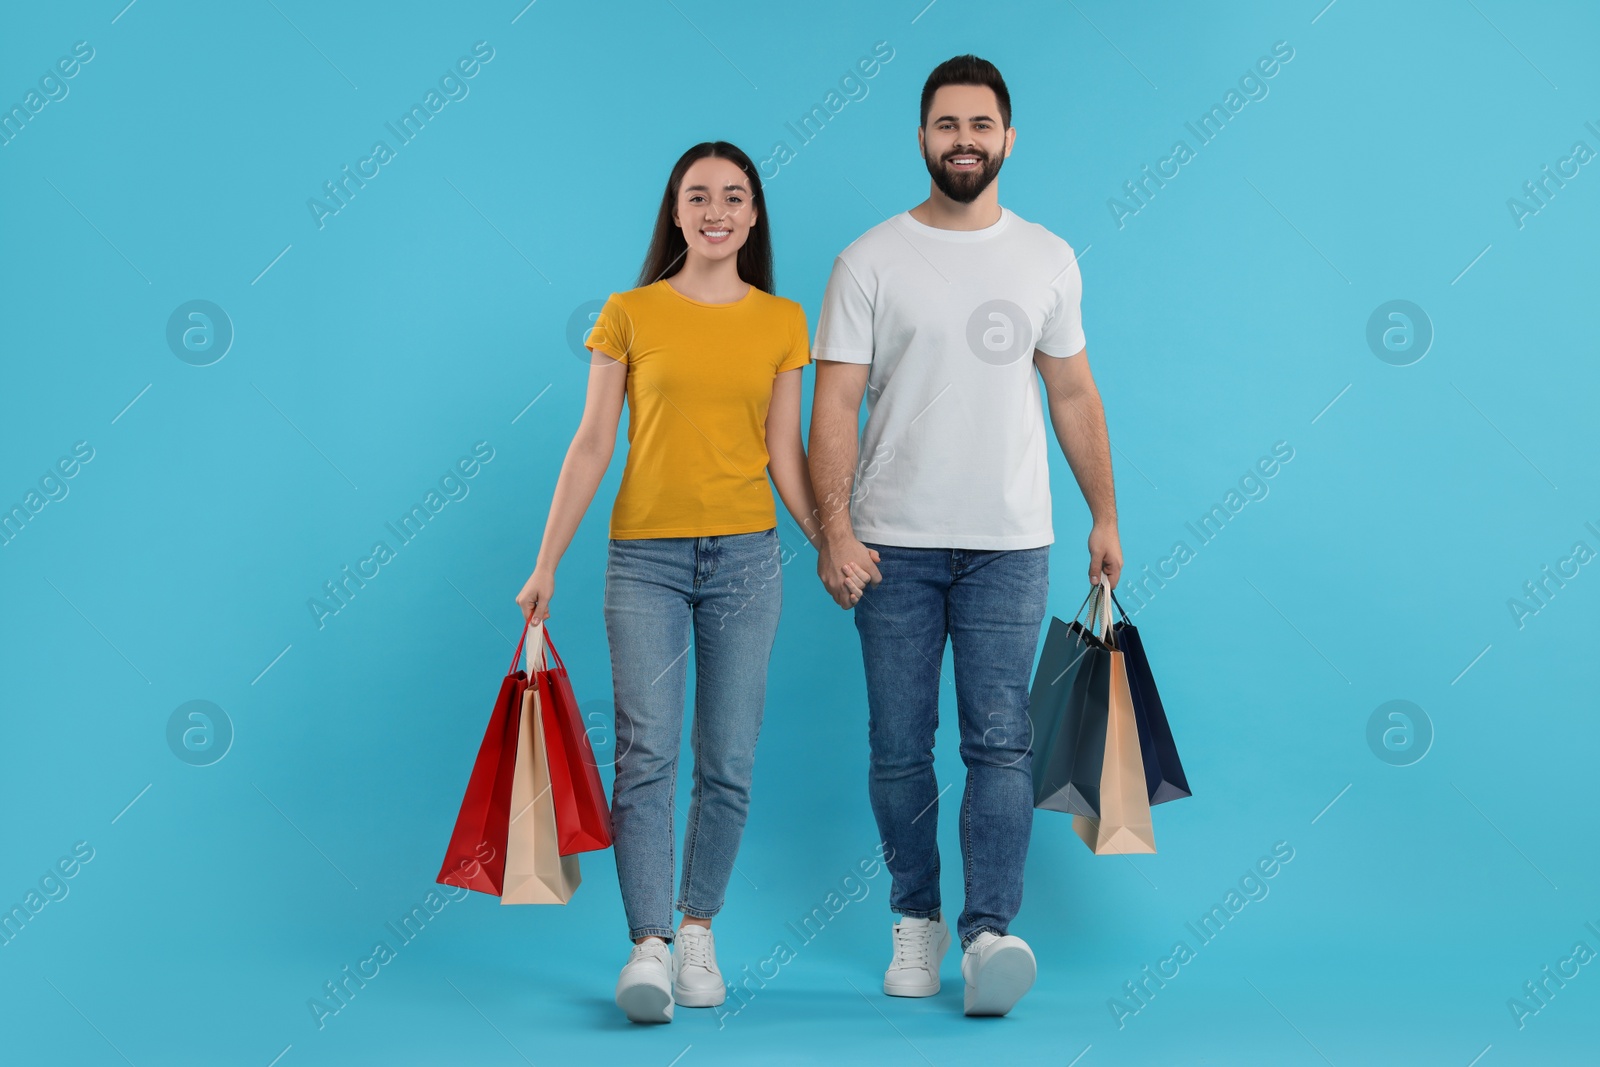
[516,54,1122,1023]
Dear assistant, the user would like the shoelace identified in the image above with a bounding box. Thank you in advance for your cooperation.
[891,923,931,970]
[678,930,712,971]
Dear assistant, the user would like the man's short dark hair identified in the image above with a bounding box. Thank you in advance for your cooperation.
[920,55,1011,129]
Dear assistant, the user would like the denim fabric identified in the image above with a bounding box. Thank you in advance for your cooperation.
[852,542,1050,948]
[603,528,782,943]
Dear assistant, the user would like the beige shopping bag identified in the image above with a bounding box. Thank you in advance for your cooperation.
[1072,589,1157,855]
[501,666,581,904]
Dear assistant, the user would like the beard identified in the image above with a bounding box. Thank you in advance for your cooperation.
[924,145,1003,203]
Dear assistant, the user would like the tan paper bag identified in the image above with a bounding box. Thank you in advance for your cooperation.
[501,679,581,904]
[1072,592,1157,855]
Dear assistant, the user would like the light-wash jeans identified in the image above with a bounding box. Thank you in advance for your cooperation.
[853,542,1050,949]
[603,528,782,943]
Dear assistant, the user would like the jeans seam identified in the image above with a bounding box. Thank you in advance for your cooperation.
[678,703,704,916]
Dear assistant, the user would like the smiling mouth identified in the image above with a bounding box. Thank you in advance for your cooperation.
[947,154,983,168]
[700,228,731,241]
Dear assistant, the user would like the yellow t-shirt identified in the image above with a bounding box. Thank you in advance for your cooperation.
[585,279,812,539]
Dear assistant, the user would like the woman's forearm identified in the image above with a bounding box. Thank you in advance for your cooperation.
[768,437,822,548]
[534,436,613,573]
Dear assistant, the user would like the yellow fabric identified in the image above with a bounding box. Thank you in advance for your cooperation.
[586,279,811,539]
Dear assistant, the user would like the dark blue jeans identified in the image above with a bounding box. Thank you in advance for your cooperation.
[853,542,1050,949]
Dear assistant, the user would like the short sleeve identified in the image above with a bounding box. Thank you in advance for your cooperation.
[1035,252,1087,358]
[777,302,812,373]
[813,256,874,364]
[584,293,635,363]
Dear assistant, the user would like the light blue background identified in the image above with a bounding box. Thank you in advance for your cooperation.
[3,1,1596,1064]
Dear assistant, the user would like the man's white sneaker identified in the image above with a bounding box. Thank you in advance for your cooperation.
[884,916,951,997]
[672,924,726,1007]
[961,931,1036,1016]
[615,937,674,1023]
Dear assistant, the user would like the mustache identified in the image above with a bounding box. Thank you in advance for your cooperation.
[942,148,989,163]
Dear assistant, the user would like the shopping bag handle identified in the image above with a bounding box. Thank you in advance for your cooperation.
[1095,578,1117,650]
[508,617,550,675]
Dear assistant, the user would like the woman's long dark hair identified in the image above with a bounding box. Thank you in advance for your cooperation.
[636,141,774,294]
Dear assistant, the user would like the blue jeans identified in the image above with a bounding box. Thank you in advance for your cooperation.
[603,528,782,943]
[853,542,1050,949]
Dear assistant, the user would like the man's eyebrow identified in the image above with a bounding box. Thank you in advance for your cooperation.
[931,113,997,124]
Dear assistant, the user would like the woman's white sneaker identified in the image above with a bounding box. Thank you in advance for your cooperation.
[883,916,951,997]
[615,937,674,1023]
[672,924,726,1007]
[961,931,1036,1016]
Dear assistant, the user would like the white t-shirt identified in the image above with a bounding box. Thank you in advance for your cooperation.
[813,206,1087,550]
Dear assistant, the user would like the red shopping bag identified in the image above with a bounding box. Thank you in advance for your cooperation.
[531,624,614,855]
[436,621,536,895]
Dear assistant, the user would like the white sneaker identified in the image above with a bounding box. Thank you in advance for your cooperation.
[672,924,726,1007]
[961,931,1036,1016]
[615,937,674,1023]
[884,916,951,997]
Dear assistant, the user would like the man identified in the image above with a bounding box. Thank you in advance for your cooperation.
[808,54,1122,1017]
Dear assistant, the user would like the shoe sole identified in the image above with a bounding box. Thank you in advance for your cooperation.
[673,983,726,1008]
[964,942,1036,1016]
[883,925,952,997]
[616,981,674,1023]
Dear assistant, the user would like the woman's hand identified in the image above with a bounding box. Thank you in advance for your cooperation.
[516,564,555,624]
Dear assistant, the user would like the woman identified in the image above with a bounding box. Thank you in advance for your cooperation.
[516,142,873,1024]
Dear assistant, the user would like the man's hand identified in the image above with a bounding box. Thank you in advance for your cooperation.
[1088,521,1123,589]
[818,538,882,609]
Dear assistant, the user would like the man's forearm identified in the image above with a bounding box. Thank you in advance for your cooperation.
[1049,384,1117,525]
[806,403,861,549]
